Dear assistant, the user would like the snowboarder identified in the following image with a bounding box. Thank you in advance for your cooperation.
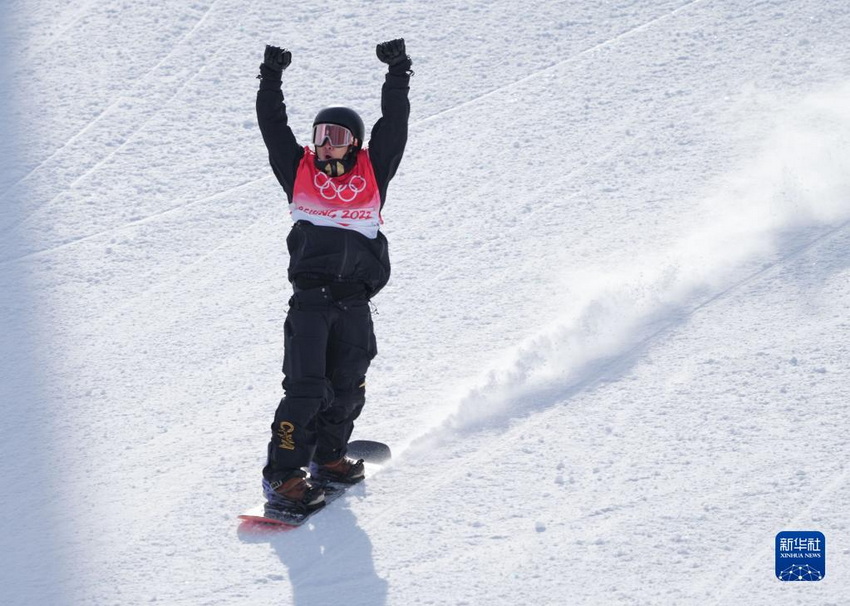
[255,39,412,512]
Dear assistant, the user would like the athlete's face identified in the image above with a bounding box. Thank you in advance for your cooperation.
[316,141,351,161]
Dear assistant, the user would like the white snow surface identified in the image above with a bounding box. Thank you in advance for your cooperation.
[2,1,850,604]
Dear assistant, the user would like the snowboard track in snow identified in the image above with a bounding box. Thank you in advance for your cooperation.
[0,0,226,232]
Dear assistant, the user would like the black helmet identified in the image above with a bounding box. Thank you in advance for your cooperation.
[313,106,365,146]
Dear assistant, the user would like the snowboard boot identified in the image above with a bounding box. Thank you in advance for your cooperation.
[310,456,365,484]
[263,472,325,512]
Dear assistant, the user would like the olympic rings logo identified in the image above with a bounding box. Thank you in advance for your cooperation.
[314,172,367,203]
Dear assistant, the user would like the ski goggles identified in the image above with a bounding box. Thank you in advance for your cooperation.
[313,123,355,147]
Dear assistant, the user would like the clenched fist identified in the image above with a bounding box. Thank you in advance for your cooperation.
[376,39,407,67]
[264,45,292,72]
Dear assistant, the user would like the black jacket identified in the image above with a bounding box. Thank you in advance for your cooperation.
[256,61,411,297]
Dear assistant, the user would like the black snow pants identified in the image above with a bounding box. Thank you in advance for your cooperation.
[263,286,377,484]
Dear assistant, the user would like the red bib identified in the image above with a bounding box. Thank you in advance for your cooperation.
[291,147,383,239]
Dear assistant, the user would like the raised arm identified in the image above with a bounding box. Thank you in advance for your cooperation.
[256,45,304,201]
[369,39,413,206]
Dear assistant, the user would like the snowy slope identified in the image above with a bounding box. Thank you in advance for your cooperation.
[2,1,850,604]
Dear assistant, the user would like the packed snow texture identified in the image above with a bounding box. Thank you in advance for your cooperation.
[1,1,849,605]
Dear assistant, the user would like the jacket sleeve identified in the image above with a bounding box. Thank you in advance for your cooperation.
[256,65,304,202]
[368,61,412,207]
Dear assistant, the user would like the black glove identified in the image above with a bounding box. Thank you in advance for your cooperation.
[376,38,408,67]
[263,45,292,72]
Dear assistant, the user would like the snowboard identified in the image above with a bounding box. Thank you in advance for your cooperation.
[238,440,391,529]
